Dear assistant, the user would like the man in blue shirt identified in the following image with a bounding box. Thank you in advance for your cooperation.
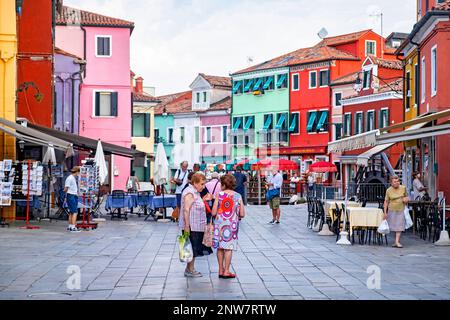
[233,166,247,204]
[267,167,283,224]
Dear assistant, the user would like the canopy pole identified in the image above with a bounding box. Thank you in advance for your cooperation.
[435,197,450,246]
[336,185,351,245]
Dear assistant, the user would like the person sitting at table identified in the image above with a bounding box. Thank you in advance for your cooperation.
[412,171,427,200]
[384,175,409,248]
[64,166,81,233]
[179,173,212,277]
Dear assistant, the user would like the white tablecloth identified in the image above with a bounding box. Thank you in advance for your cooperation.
[346,207,384,235]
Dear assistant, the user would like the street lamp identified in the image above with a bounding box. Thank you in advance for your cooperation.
[18,140,25,153]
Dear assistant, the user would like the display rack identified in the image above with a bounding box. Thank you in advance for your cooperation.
[0,159,13,227]
[19,160,41,230]
[76,160,99,230]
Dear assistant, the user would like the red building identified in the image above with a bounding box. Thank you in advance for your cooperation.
[17,0,54,128]
[286,30,398,172]
[338,55,404,187]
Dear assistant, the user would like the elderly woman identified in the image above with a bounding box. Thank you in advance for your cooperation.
[384,175,409,248]
[179,173,212,277]
[211,174,245,279]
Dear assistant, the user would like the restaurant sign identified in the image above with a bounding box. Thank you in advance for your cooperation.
[257,146,327,156]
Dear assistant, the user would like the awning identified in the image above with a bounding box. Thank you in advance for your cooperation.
[0,118,74,157]
[328,130,379,153]
[27,123,148,163]
[379,108,450,133]
[243,79,254,92]
[232,117,242,131]
[252,78,263,91]
[243,117,253,131]
[262,114,273,130]
[316,111,328,131]
[263,76,273,89]
[307,112,317,132]
[275,114,286,130]
[356,121,429,166]
[376,122,450,145]
[288,114,298,132]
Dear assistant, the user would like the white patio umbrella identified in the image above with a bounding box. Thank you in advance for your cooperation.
[94,139,108,185]
[43,144,57,165]
[153,143,170,221]
[43,144,57,219]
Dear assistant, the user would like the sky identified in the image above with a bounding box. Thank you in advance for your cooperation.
[64,0,417,95]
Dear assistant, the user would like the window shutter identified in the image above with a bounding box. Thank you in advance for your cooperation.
[97,38,103,55]
[378,110,382,128]
[95,92,100,116]
[104,38,110,55]
[386,109,390,127]
[144,114,150,137]
[111,92,118,116]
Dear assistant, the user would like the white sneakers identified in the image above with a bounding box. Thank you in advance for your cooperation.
[67,226,81,232]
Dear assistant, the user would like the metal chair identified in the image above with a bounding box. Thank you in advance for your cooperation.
[54,190,71,220]
[136,191,150,217]
[110,190,127,220]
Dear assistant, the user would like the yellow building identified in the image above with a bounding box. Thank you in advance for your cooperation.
[131,77,159,187]
[0,0,17,219]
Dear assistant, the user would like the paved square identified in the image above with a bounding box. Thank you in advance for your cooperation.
[1,204,449,300]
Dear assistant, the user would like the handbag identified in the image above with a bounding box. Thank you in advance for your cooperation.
[266,188,281,201]
[175,170,187,186]
[404,206,413,229]
[202,222,214,247]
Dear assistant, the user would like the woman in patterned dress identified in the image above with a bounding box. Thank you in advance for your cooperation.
[211,174,245,279]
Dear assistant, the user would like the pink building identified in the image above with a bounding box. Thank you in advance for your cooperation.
[56,5,134,190]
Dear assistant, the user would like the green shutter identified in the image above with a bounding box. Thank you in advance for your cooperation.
[111,92,118,116]
[95,92,100,116]
[144,114,150,137]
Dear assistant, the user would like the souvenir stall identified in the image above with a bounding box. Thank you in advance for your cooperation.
[76,159,99,230]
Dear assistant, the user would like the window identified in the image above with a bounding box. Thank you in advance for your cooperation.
[355,112,363,134]
[406,71,411,110]
[94,91,117,117]
[195,126,199,143]
[421,57,426,103]
[414,63,419,106]
[289,113,299,134]
[379,109,389,129]
[276,74,288,89]
[263,114,273,130]
[275,113,288,130]
[132,113,150,137]
[243,79,254,93]
[306,111,318,133]
[319,70,329,87]
[334,123,342,141]
[203,91,207,102]
[253,78,264,91]
[180,127,185,143]
[243,116,255,131]
[232,81,243,94]
[334,92,342,107]
[232,117,243,131]
[222,126,228,143]
[262,76,275,90]
[168,128,174,144]
[309,71,317,88]
[366,111,375,131]
[363,70,371,89]
[96,36,111,57]
[316,111,329,132]
[292,74,299,91]
[343,113,351,136]
[431,45,437,96]
[154,129,160,143]
[365,40,376,56]
[206,127,212,143]
[196,92,200,103]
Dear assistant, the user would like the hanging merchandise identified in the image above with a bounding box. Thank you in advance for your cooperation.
[0,160,14,207]
[76,159,100,230]
[21,161,43,196]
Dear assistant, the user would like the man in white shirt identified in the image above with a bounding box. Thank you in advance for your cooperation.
[290,173,300,193]
[64,166,80,232]
[267,167,283,224]
[170,161,190,210]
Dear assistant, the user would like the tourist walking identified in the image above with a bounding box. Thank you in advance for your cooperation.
[384,175,409,248]
[211,174,245,279]
[64,166,81,232]
[267,167,283,224]
[412,171,427,200]
[233,165,247,205]
[171,161,190,210]
[179,173,212,277]
[206,172,221,198]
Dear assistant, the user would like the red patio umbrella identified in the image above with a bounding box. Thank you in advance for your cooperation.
[309,161,337,173]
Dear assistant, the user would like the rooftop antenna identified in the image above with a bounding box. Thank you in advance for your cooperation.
[369,8,383,58]
[247,56,254,66]
[317,27,328,39]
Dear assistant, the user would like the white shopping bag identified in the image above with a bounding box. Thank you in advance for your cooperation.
[404,207,413,230]
[377,219,390,235]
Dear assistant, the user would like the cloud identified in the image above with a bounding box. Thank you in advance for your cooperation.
[64,0,417,95]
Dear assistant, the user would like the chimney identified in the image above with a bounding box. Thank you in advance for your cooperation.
[135,77,144,94]
[56,0,64,14]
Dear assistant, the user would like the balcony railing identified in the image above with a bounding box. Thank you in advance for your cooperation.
[230,129,255,146]
[258,129,288,146]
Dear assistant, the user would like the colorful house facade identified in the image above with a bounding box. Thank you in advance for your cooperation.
[56,5,135,190]
[131,75,160,183]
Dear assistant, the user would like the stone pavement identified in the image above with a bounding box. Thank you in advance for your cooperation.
[0,204,450,300]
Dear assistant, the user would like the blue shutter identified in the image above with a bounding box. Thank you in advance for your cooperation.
[276,74,287,88]
[307,112,317,132]
[244,79,254,92]
[111,92,118,116]
[288,114,298,132]
[95,92,100,116]
[243,117,253,131]
[262,114,273,130]
[263,76,273,89]
[232,118,242,131]
[275,114,286,130]
[316,111,328,131]
[232,81,242,94]
[253,78,263,91]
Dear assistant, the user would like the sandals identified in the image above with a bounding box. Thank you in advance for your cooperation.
[221,273,236,279]
[392,243,403,248]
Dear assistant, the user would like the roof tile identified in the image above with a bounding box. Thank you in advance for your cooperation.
[199,74,231,88]
[56,6,134,29]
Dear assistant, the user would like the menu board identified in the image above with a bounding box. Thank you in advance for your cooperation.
[79,164,99,196]
[0,159,15,205]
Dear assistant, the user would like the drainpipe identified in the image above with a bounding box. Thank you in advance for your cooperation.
[80,26,87,77]
[409,40,420,116]
[71,62,85,134]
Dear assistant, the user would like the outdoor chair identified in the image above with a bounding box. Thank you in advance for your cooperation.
[54,189,71,220]
[90,194,106,218]
[110,191,127,221]
[136,191,150,217]
[306,196,315,228]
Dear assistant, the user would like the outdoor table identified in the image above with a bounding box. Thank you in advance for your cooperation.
[105,195,135,220]
[346,207,384,236]
[145,195,177,221]
[325,201,360,222]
